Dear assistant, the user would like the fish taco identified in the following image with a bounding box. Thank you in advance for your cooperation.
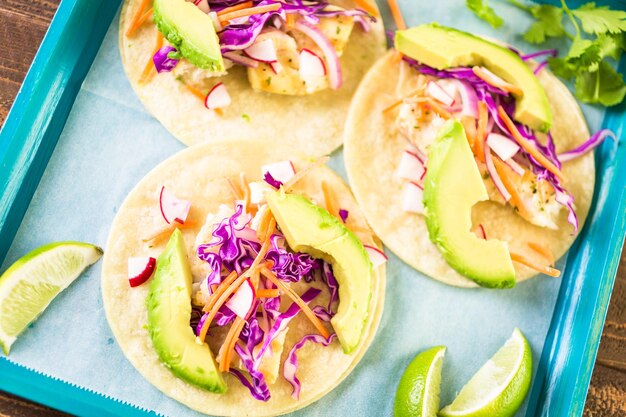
[101,139,386,415]
[344,24,612,288]
[120,0,385,156]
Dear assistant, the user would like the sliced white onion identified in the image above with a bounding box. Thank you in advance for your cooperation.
[426,80,455,107]
[402,182,425,214]
[226,279,256,318]
[128,257,157,288]
[504,158,525,176]
[244,39,278,63]
[262,160,296,184]
[194,0,210,14]
[364,245,388,268]
[487,133,520,161]
[270,61,283,74]
[484,148,511,202]
[299,48,326,77]
[159,186,191,224]
[294,20,342,89]
[396,150,425,182]
[450,79,478,119]
[205,82,231,110]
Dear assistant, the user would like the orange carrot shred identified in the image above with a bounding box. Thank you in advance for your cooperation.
[387,0,406,30]
[492,157,532,220]
[261,267,330,339]
[422,98,451,119]
[218,317,246,372]
[256,289,280,298]
[354,0,380,17]
[473,101,487,162]
[472,67,523,96]
[461,116,477,150]
[184,83,207,102]
[216,1,253,16]
[139,32,163,84]
[382,89,426,113]
[202,271,238,314]
[497,107,565,182]
[219,4,281,24]
[321,182,336,218]
[510,252,561,277]
[125,0,151,37]
[527,242,555,267]
[227,177,244,200]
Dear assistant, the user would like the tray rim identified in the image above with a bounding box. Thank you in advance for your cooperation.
[0,0,624,416]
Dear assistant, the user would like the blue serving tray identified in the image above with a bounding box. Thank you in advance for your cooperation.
[0,0,624,416]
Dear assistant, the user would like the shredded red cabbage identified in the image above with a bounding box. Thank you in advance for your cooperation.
[558,129,617,163]
[153,46,180,73]
[284,333,337,399]
[339,208,349,222]
[263,171,282,188]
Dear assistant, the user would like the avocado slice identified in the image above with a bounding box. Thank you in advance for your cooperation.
[153,0,224,71]
[266,191,372,354]
[395,24,552,133]
[147,229,227,393]
[423,120,516,288]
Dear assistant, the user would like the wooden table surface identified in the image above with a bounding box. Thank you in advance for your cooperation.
[0,1,624,416]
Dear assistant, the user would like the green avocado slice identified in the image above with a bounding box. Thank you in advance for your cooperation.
[395,23,552,133]
[423,120,516,288]
[147,229,227,393]
[153,0,225,71]
[266,191,372,354]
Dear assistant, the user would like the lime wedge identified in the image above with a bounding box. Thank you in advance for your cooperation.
[439,328,532,417]
[0,242,103,355]
[394,346,446,417]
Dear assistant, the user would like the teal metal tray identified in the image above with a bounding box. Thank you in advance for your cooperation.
[0,0,624,416]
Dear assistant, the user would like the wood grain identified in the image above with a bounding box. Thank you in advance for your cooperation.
[0,1,624,416]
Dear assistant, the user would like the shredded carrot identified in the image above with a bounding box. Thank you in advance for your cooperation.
[382,89,426,113]
[510,252,561,277]
[527,242,555,267]
[497,107,565,182]
[142,220,197,245]
[239,173,251,212]
[322,182,337,218]
[422,98,451,119]
[139,32,163,84]
[282,156,330,190]
[256,209,273,242]
[285,13,297,27]
[461,116,477,150]
[203,271,239,314]
[354,0,380,17]
[387,0,406,30]
[492,157,532,220]
[125,0,151,37]
[219,3,281,24]
[227,177,244,200]
[216,1,253,16]
[261,267,331,339]
[218,317,246,372]
[473,101,488,162]
[184,83,207,102]
[472,67,523,96]
[256,289,280,298]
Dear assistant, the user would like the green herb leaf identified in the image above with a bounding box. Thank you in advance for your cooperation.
[596,32,626,61]
[567,37,602,70]
[548,57,578,79]
[523,5,565,44]
[467,0,503,28]
[572,2,626,35]
[575,60,626,106]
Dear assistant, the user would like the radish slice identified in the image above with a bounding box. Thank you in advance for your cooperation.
[487,133,520,161]
[159,186,191,224]
[223,51,258,68]
[396,150,425,182]
[364,245,388,268]
[226,279,256,318]
[194,0,210,13]
[473,224,487,240]
[449,79,478,118]
[294,20,342,89]
[299,48,326,77]
[128,257,157,287]
[270,61,283,74]
[426,81,455,106]
[205,82,231,110]
[484,148,511,202]
[244,39,278,63]
[402,182,425,214]
[262,160,296,184]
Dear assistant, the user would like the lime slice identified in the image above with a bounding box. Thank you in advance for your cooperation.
[0,242,103,355]
[439,328,532,417]
[394,345,446,417]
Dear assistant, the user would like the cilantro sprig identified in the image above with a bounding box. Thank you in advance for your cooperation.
[466,0,626,106]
